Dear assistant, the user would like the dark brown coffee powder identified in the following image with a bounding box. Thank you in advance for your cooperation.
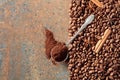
[45,28,57,59]
[51,42,68,62]
[45,28,68,64]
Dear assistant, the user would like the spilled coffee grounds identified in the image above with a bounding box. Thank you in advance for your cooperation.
[45,28,68,64]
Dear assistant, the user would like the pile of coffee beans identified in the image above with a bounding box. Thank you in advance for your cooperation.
[68,0,120,80]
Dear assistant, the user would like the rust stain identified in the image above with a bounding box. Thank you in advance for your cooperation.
[15,40,22,80]
[0,23,43,79]
[0,24,9,80]
[0,0,70,80]
[29,53,40,80]
[1,24,11,80]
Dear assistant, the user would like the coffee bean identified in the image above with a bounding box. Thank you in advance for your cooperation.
[89,70,94,74]
[76,0,81,6]
[108,67,113,72]
[109,75,114,80]
[74,69,79,73]
[104,0,109,4]
[106,8,110,13]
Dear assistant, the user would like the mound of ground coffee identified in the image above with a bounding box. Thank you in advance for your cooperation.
[45,28,57,59]
[68,0,120,80]
[45,28,68,64]
[51,42,68,62]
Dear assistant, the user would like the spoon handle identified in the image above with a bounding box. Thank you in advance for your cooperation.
[66,24,86,46]
[66,14,94,46]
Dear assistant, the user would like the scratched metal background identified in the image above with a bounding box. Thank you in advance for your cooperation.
[0,0,69,80]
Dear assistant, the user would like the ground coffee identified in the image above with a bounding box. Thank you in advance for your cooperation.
[45,28,57,59]
[51,42,68,62]
[45,28,68,64]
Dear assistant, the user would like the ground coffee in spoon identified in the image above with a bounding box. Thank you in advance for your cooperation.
[51,42,68,62]
[45,28,68,64]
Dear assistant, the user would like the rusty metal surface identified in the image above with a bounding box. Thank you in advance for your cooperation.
[0,0,69,80]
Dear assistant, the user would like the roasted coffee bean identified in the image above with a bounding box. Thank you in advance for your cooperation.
[74,69,79,73]
[89,70,95,74]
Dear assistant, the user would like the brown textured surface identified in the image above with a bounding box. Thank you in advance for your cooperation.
[45,28,57,59]
[0,0,70,80]
[68,0,120,80]
[51,42,68,62]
